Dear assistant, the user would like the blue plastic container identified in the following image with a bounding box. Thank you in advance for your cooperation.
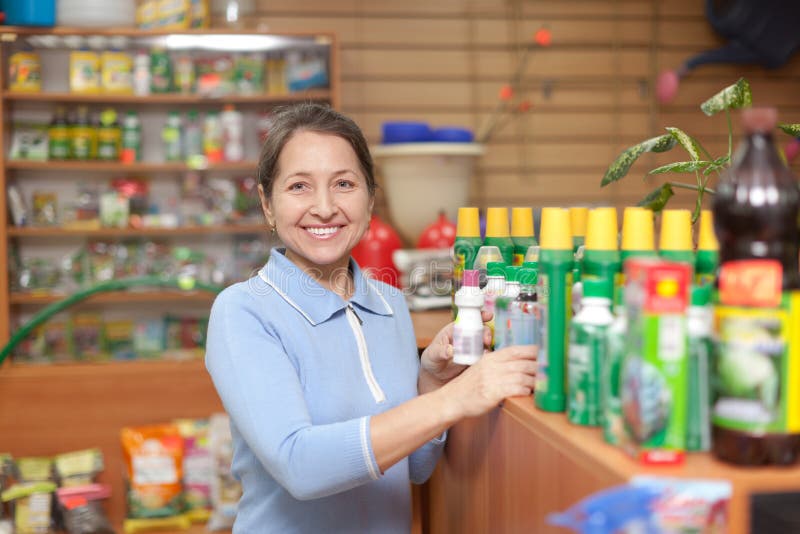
[432,127,474,143]
[381,121,434,144]
[4,0,56,27]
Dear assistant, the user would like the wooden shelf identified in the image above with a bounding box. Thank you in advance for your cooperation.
[10,290,215,305]
[8,223,265,238]
[6,160,256,172]
[0,25,329,39]
[3,90,332,105]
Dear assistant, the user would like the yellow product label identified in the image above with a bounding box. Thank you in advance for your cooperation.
[101,52,133,94]
[136,0,159,28]
[16,458,52,482]
[9,52,41,93]
[190,0,210,28]
[158,0,190,29]
[70,52,100,93]
[787,292,800,432]
[15,493,52,533]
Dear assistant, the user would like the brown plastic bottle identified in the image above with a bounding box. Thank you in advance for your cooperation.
[711,107,800,465]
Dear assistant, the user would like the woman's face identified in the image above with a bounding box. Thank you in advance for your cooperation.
[260,130,373,275]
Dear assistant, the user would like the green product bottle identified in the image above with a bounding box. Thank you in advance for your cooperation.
[602,287,626,445]
[71,105,96,160]
[695,209,719,286]
[618,207,657,289]
[453,207,483,318]
[583,207,621,301]
[163,111,183,162]
[569,207,588,254]
[535,208,573,412]
[121,111,142,163]
[96,108,121,161]
[568,277,613,426]
[686,284,713,452]
[659,209,695,269]
[48,106,72,160]
[511,207,537,266]
[484,207,514,265]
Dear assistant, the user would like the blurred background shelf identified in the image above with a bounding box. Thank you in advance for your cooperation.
[8,223,265,237]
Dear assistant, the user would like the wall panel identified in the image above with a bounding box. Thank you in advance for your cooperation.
[247,0,800,218]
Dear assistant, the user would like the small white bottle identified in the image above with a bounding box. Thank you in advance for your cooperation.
[453,269,485,365]
[220,104,244,162]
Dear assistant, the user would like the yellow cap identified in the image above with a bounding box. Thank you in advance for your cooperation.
[569,207,589,237]
[456,207,480,237]
[697,209,719,251]
[485,207,510,238]
[539,207,572,250]
[621,207,655,251]
[511,207,534,237]
[584,207,619,251]
[659,209,693,251]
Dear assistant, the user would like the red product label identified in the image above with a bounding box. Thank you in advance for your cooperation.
[718,260,783,307]
[626,259,691,313]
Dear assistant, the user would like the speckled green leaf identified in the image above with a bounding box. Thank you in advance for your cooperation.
[637,183,674,212]
[700,78,752,116]
[779,123,800,137]
[665,127,705,161]
[649,161,706,175]
[601,134,677,186]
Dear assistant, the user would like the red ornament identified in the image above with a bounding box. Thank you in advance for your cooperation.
[533,27,552,47]
[499,84,514,101]
[351,215,402,288]
[417,211,457,249]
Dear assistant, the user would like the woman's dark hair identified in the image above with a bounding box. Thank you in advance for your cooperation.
[257,103,376,198]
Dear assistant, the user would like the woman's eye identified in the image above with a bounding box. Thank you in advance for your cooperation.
[288,182,308,192]
[336,180,355,189]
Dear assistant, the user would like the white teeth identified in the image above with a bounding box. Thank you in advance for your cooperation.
[306,226,339,236]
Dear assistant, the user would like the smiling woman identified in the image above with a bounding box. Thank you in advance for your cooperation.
[205,102,538,533]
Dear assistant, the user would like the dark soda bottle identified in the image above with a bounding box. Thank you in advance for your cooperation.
[711,107,800,465]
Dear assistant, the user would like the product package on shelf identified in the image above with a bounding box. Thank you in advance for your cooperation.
[207,413,241,531]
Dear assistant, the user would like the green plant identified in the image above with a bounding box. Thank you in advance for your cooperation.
[600,78,800,221]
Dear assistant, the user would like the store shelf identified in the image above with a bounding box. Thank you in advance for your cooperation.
[6,160,257,172]
[0,25,329,39]
[8,223,265,238]
[10,290,215,305]
[3,90,332,105]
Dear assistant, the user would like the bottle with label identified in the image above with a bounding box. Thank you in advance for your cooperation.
[511,267,539,348]
[133,50,151,96]
[602,287,626,445]
[659,209,695,271]
[511,207,537,266]
[535,207,573,412]
[96,108,121,161]
[711,107,800,465]
[150,47,173,93]
[203,111,224,164]
[220,104,244,162]
[494,296,513,352]
[453,270,485,365]
[484,207,514,265]
[452,207,483,317]
[70,105,96,160]
[686,284,713,452]
[568,277,613,426]
[583,207,621,304]
[483,262,506,349]
[695,209,719,286]
[48,106,71,160]
[184,110,204,166]
[163,111,183,162]
[121,111,142,163]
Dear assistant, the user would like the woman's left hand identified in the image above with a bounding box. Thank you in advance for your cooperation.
[418,310,492,394]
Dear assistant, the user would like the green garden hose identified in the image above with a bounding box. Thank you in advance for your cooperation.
[0,276,223,366]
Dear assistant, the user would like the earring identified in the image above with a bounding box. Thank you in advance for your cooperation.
[268,222,276,235]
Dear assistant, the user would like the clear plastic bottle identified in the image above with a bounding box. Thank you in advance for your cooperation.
[220,104,244,162]
[203,111,223,164]
[133,50,150,96]
[511,267,538,347]
[453,270,485,365]
[121,111,142,163]
[184,110,204,165]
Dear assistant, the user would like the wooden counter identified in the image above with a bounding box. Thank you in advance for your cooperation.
[426,396,800,533]
[0,309,451,530]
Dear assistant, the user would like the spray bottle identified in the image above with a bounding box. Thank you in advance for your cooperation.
[659,209,695,271]
[535,208,573,412]
[686,284,713,452]
[583,207,621,305]
[695,209,719,286]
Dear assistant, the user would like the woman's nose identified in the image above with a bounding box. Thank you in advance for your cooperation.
[309,189,338,218]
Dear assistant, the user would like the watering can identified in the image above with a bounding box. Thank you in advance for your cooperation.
[657,0,800,104]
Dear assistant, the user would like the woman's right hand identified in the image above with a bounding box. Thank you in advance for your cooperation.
[440,345,537,420]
